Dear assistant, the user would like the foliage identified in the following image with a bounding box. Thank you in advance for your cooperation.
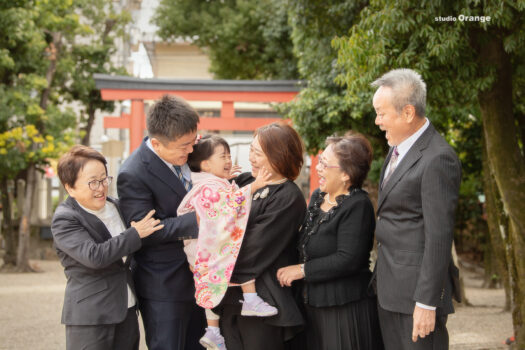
[55,0,130,144]
[281,0,386,157]
[0,125,74,180]
[154,0,298,79]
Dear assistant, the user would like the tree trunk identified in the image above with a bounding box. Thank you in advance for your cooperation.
[40,33,62,112]
[15,165,36,272]
[478,36,525,345]
[0,179,17,268]
[482,136,511,310]
[81,104,96,146]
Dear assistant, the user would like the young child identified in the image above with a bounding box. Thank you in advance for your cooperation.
[177,135,278,350]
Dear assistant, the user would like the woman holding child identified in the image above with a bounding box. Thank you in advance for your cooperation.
[213,122,307,350]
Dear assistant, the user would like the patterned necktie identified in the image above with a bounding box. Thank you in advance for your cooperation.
[174,165,192,191]
[381,146,399,188]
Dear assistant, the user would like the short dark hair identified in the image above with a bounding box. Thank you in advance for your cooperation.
[255,122,304,180]
[147,95,200,142]
[57,145,107,189]
[187,135,231,172]
[326,131,372,188]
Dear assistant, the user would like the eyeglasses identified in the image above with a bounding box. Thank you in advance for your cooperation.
[318,158,340,170]
[87,176,113,191]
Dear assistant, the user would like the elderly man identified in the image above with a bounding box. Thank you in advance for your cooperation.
[372,68,461,349]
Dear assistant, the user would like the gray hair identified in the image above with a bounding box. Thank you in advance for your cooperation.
[147,95,199,142]
[371,68,426,117]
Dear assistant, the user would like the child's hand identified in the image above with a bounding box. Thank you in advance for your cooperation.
[251,167,273,193]
[227,164,242,180]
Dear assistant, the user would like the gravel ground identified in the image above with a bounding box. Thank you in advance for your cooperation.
[0,260,514,350]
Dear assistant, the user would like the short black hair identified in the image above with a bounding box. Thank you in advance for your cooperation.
[187,135,231,172]
[147,95,200,142]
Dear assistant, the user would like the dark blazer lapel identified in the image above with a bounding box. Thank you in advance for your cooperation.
[377,123,435,211]
[66,196,113,242]
[138,141,188,199]
[379,147,394,185]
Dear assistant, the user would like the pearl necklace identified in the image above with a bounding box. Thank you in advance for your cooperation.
[268,178,287,185]
[326,193,337,205]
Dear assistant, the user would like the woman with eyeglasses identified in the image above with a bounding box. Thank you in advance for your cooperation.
[51,145,164,350]
[277,132,384,350]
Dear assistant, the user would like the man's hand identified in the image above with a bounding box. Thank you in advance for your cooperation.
[412,305,436,342]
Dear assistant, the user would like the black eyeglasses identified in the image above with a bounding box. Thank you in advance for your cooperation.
[87,176,113,191]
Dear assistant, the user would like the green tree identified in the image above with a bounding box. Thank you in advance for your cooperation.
[154,0,298,79]
[334,0,525,344]
[56,0,130,146]
[0,0,126,271]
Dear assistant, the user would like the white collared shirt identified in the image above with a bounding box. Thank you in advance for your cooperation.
[385,118,430,175]
[79,201,136,308]
[146,137,192,182]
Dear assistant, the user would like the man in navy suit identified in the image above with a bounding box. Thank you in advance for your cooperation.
[117,95,205,349]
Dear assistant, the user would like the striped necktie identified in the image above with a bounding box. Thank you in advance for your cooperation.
[174,165,192,191]
[381,146,399,188]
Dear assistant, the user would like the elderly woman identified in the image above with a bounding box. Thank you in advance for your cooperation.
[51,145,165,350]
[216,122,307,350]
[277,132,383,350]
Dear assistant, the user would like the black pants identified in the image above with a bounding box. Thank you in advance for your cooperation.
[139,297,206,350]
[220,303,286,350]
[378,304,449,350]
[66,307,139,350]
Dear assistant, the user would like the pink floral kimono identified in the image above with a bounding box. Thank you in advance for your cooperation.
[178,172,252,309]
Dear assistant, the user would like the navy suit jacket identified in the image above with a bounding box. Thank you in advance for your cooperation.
[117,138,198,301]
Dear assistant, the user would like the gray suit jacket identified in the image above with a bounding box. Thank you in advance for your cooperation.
[51,196,141,325]
[375,123,461,316]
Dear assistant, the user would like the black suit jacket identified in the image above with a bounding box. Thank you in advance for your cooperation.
[51,196,140,325]
[117,138,198,301]
[300,188,375,307]
[376,123,461,316]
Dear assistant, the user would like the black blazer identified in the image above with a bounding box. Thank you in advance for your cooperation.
[300,188,375,308]
[51,196,140,325]
[117,138,199,301]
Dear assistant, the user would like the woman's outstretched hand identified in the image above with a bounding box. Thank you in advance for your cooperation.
[251,167,273,193]
[277,264,304,287]
[131,209,164,238]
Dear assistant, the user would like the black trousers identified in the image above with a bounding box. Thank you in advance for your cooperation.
[139,297,206,350]
[378,304,449,350]
[220,303,286,350]
[65,307,139,350]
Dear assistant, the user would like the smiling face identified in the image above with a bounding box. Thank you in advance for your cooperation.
[316,144,350,195]
[65,159,108,211]
[249,135,279,178]
[151,131,197,166]
[373,86,415,147]
[201,144,232,179]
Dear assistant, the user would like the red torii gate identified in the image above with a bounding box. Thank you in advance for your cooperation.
[94,74,319,195]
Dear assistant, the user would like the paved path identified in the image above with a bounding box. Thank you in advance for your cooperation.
[0,260,514,349]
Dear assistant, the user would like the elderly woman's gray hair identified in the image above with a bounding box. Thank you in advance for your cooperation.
[371,68,426,118]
